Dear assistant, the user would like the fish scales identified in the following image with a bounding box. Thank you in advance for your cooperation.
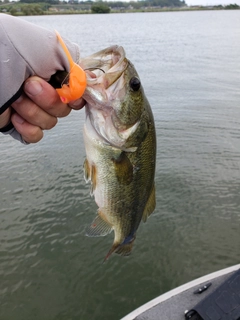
[81,45,156,260]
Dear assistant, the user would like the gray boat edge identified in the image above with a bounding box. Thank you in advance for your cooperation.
[121,263,240,320]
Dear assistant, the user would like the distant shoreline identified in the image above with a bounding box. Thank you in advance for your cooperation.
[42,7,240,14]
[1,2,239,16]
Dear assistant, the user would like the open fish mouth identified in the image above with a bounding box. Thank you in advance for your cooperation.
[80,45,147,150]
[81,45,132,148]
[81,45,129,102]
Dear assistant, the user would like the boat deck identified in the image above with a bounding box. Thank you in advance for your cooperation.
[121,264,240,320]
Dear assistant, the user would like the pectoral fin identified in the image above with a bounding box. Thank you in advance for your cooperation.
[83,159,97,196]
[142,184,156,223]
[86,214,113,237]
[83,158,91,182]
[111,152,133,185]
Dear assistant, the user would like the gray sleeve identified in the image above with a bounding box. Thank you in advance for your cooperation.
[0,13,80,143]
[0,13,80,113]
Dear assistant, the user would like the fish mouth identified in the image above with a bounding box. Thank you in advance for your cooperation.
[81,45,128,104]
[81,45,127,82]
[81,45,136,150]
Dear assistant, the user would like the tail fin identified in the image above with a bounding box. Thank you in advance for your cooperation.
[115,241,134,256]
[104,237,136,261]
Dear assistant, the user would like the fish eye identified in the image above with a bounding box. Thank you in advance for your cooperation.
[129,77,141,91]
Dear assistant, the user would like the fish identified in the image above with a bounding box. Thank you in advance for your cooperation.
[80,45,156,260]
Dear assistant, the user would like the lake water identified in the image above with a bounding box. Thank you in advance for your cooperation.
[0,10,240,320]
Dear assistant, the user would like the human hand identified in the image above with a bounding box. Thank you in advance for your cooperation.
[1,14,84,143]
[0,108,11,130]
[0,76,85,144]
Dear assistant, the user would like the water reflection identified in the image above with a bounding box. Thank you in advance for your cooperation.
[1,10,240,320]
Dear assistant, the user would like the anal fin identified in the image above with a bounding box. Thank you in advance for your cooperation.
[86,215,113,237]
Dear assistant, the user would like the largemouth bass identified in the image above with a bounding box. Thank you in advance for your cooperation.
[81,45,156,260]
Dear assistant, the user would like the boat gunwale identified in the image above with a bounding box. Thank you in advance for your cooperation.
[121,263,240,320]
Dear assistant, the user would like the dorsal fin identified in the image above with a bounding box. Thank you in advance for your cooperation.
[142,184,156,222]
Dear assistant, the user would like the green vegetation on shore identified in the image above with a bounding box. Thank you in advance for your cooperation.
[0,0,239,15]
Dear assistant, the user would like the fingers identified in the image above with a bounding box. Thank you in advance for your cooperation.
[11,94,58,143]
[8,75,87,144]
[11,113,44,143]
[12,95,58,130]
[23,76,72,118]
[10,76,72,143]
[10,76,62,144]
[0,108,11,129]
